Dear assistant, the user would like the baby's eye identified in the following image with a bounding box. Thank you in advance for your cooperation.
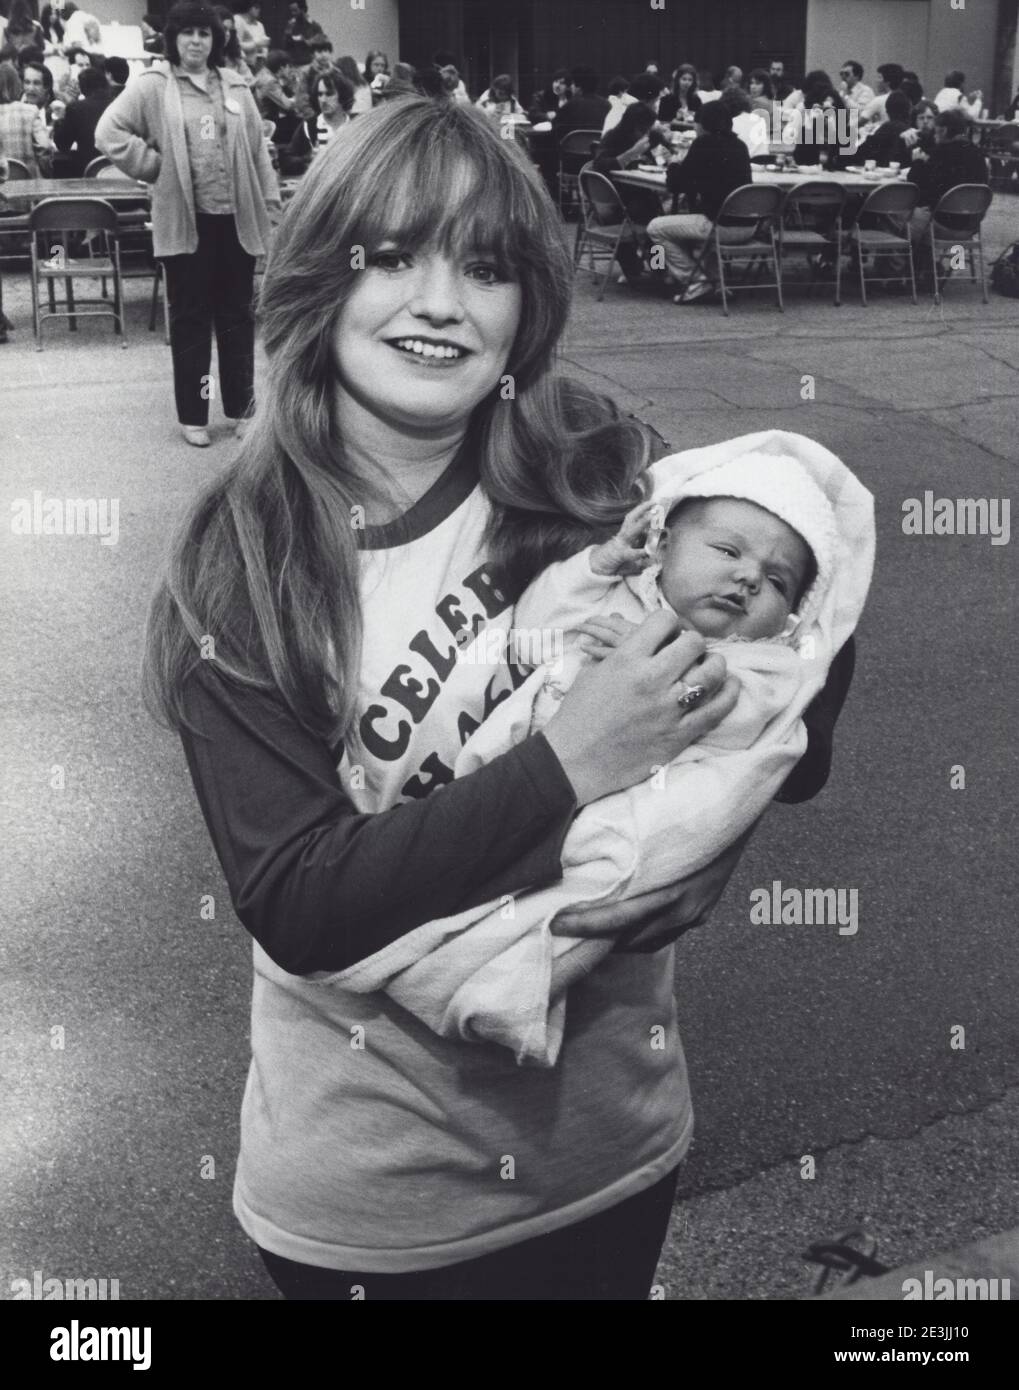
[714,544,738,558]
[768,574,789,595]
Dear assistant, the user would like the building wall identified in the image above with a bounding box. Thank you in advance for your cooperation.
[806,0,999,103]
[317,0,400,67]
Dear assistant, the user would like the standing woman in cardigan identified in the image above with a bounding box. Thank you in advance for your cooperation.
[96,2,280,447]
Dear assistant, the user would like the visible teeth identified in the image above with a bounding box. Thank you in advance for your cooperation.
[394,338,463,359]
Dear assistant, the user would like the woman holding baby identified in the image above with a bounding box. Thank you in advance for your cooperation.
[144,98,857,1300]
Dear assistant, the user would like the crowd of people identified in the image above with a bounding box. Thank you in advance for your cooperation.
[2,3,1015,348]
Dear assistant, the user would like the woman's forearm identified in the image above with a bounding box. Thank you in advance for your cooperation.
[179,663,578,975]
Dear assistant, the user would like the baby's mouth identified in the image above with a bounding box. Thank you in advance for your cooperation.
[711,593,747,614]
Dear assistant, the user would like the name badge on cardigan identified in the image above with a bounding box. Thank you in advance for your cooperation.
[225,98,241,115]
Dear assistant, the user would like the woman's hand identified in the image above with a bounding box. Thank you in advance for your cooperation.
[551,820,757,950]
[541,610,739,808]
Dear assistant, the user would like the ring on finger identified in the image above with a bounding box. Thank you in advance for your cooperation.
[676,680,707,710]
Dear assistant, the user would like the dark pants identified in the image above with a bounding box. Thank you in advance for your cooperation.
[258,1165,681,1301]
[162,213,255,427]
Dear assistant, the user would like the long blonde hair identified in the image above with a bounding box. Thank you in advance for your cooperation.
[144,98,653,742]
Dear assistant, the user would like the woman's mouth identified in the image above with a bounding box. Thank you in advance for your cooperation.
[389,337,469,364]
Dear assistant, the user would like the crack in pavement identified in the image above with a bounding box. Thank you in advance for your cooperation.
[679,1076,1019,1199]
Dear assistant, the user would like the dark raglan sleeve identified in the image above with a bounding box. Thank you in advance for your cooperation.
[775,635,857,804]
[178,663,578,975]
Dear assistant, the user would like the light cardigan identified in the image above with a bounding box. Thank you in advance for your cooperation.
[95,63,280,259]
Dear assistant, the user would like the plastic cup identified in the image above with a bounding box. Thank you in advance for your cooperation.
[888,162,900,173]
[865,159,876,171]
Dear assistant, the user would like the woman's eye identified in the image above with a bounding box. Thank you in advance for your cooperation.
[369,250,408,271]
[466,263,503,285]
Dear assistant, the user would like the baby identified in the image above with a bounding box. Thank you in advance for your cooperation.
[324,431,875,1068]
[519,446,839,754]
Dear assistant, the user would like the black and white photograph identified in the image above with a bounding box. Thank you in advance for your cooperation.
[1,0,1017,1356]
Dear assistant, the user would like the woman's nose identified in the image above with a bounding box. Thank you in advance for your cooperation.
[408,260,466,323]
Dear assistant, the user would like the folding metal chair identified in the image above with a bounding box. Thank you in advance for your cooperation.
[847,181,919,305]
[29,198,127,348]
[82,155,113,177]
[985,124,1019,189]
[575,166,646,299]
[557,128,601,217]
[778,180,846,305]
[926,183,993,305]
[2,157,32,180]
[684,183,784,315]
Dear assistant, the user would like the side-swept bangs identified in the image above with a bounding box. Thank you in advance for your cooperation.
[260,97,572,392]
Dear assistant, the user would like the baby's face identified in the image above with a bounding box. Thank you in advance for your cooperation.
[658,497,812,641]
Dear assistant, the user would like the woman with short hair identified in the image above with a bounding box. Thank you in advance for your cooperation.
[96,1,280,447]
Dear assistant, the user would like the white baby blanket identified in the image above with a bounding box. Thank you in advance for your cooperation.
[316,430,875,1067]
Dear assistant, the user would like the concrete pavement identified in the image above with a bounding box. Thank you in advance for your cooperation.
[1,197,1017,1299]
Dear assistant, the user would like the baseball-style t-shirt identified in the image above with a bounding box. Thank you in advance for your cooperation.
[180,449,694,1273]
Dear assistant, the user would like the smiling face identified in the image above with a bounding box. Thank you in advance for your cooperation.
[658,497,812,641]
[332,232,521,440]
[178,26,213,71]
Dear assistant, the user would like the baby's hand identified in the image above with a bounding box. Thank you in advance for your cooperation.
[576,613,641,658]
[589,500,662,576]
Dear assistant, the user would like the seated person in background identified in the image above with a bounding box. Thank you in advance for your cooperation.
[52,62,111,174]
[900,99,939,161]
[854,89,912,165]
[697,69,722,103]
[432,51,470,104]
[859,63,904,132]
[838,60,874,113]
[293,34,336,119]
[337,55,373,115]
[720,84,770,160]
[232,2,269,65]
[933,70,982,117]
[768,59,795,103]
[907,106,988,231]
[282,0,324,55]
[747,69,774,114]
[601,74,636,134]
[592,86,671,283]
[658,63,700,124]
[791,76,848,168]
[141,13,165,56]
[721,65,743,90]
[901,71,924,105]
[529,68,571,123]
[19,58,57,123]
[281,70,353,169]
[216,7,255,85]
[552,65,610,140]
[476,73,525,117]
[0,60,52,174]
[254,49,295,125]
[56,45,94,103]
[103,56,129,102]
[647,99,753,304]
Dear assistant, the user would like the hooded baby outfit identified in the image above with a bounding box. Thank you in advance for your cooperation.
[316,430,875,1067]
